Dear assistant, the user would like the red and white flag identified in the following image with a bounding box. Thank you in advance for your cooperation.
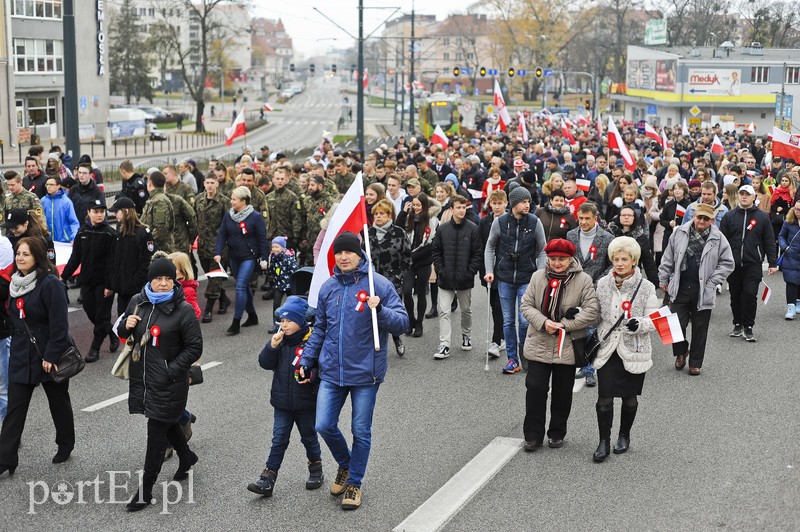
[205,261,229,279]
[771,127,800,161]
[576,114,589,126]
[431,124,449,148]
[644,122,662,146]
[761,284,772,305]
[648,305,672,320]
[362,68,369,90]
[517,111,528,143]
[263,102,273,112]
[308,174,368,308]
[493,79,511,132]
[596,116,603,137]
[711,134,725,155]
[224,108,246,145]
[682,117,690,136]
[653,314,685,345]
[561,119,575,145]
[675,204,687,217]
[607,117,636,171]
[0,237,12,281]
[556,328,566,358]
[661,130,670,149]
[576,178,591,192]
[745,121,755,133]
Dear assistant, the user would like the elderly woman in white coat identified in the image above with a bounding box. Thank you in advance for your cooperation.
[592,236,659,463]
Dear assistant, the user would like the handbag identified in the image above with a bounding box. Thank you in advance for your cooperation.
[21,318,85,384]
[112,305,144,380]
[572,279,643,367]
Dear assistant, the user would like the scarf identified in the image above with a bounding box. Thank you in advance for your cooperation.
[145,283,175,305]
[545,202,571,215]
[230,205,254,223]
[485,175,501,198]
[542,265,574,320]
[682,224,710,271]
[374,221,392,242]
[284,325,310,347]
[10,271,38,298]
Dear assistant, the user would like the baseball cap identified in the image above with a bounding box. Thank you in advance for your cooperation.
[738,184,755,195]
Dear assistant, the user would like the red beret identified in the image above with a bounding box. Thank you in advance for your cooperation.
[544,238,576,257]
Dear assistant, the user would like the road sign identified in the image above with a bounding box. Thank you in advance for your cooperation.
[80,96,87,110]
[517,69,527,76]
[690,105,701,117]
[647,105,657,115]
[464,103,473,112]
[688,117,702,125]
[488,69,498,76]
[543,69,554,76]
[487,105,494,113]
[462,67,472,75]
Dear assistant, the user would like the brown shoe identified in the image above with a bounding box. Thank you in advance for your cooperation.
[675,354,686,370]
[688,367,701,376]
[341,484,362,510]
[330,467,349,496]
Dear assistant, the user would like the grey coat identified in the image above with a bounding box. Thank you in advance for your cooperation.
[658,223,735,311]
[566,226,614,284]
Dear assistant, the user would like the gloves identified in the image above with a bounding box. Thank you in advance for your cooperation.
[625,318,639,332]
[564,307,580,320]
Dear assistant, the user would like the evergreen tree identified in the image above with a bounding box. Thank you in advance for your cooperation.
[109,0,154,104]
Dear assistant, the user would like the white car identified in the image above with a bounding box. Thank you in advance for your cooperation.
[280,89,294,99]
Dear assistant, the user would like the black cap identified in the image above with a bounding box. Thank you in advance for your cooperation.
[110,197,135,212]
[332,231,362,256]
[89,199,107,210]
[3,208,28,228]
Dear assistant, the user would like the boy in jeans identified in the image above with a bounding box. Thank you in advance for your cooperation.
[248,296,323,496]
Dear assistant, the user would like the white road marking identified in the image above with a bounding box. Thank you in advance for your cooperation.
[393,436,521,532]
[573,377,586,393]
[81,361,222,412]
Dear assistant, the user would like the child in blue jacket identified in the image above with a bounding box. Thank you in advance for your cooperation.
[267,236,299,334]
[248,296,322,497]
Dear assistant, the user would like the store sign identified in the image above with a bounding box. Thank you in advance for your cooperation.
[96,1,106,76]
[644,19,668,46]
[687,68,740,96]
[688,117,702,125]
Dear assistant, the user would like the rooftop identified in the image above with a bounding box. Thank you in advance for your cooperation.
[637,44,800,63]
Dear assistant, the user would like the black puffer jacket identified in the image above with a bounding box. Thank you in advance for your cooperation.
[120,284,203,423]
[432,218,482,290]
[258,326,318,412]
[719,205,777,268]
[110,226,156,297]
[60,221,116,286]
[368,223,411,292]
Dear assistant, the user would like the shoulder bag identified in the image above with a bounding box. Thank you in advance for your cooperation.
[21,317,85,384]
[111,304,145,380]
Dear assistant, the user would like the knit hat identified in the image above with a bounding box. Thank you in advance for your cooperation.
[547,157,558,165]
[695,203,715,218]
[277,296,308,327]
[333,231,362,255]
[544,238,576,257]
[508,186,532,209]
[148,257,177,281]
[272,236,287,249]
[688,179,702,188]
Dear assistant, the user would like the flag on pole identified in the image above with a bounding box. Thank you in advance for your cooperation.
[493,79,511,132]
[561,119,575,145]
[224,109,246,145]
[362,68,369,90]
[263,103,273,112]
[607,117,636,171]
[308,174,368,308]
[517,111,529,143]
[745,121,755,133]
[576,178,591,192]
[653,314,685,345]
[596,115,603,137]
[644,122,662,146]
[682,117,690,136]
[205,262,229,279]
[576,114,589,126]
[431,125,449,148]
[711,134,725,155]
[661,130,670,149]
[761,284,772,305]
[771,127,800,161]
[556,328,566,358]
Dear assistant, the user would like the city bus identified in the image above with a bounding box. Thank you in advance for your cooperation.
[419,93,460,139]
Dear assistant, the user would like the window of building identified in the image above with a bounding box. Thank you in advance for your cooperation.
[455,53,462,61]
[27,97,57,126]
[16,99,25,128]
[442,38,449,46]
[751,66,769,84]
[786,66,800,85]
[443,52,450,61]
[14,38,63,73]
[12,0,62,19]
[147,8,155,17]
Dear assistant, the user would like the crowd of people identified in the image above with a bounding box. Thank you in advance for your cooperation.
[0,117,798,510]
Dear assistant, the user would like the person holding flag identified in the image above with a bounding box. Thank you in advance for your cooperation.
[519,239,599,452]
[658,203,735,375]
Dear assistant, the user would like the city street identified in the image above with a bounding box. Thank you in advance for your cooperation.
[0,272,797,530]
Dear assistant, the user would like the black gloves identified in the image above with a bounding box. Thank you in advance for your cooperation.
[625,318,639,332]
[564,307,580,320]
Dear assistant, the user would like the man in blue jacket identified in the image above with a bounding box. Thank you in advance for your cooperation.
[298,231,409,511]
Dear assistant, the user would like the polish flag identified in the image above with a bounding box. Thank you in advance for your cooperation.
[745,121,755,133]
[576,178,591,192]
[308,173,368,308]
[648,306,672,320]
[0,237,13,281]
[493,79,511,132]
[771,127,800,161]
[363,68,369,90]
[556,328,566,358]
[596,116,603,137]
[205,261,229,279]
[682,117,690,136]
[607,117,636,171]
[263,102,273,112]
[761,284,772,305]
[542,114,553,126]
[675,204,686,218]
[517,111,528,143]
[653,314,685,345]
[711,134,725,155]
[224,109,246,145]
[431,125,449,148]
[644,122,662,146]
[661,130,670,149]
[54,241,79,276]
[576,114,589,126]
[561,119,575,145]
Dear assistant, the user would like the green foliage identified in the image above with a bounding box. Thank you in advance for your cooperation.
[108,0,154,104]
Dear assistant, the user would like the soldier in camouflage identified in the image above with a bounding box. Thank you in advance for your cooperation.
[163,164,195,207]
[332,156,356,193]
[4,170,44,228]
[300,174,335,266]
[266,166,304,247]
[140,171,176,253]
[166,190,198,277]
[195,174,231,322]
[415,154,439,194]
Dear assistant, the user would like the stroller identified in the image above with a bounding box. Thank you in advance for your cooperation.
[274,266,316,326]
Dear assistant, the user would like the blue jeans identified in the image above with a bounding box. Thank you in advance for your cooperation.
[267,408,321,471]
[229,258,256,320]
[315,380,380,488]
[497,281,529,361]
[0,337,9,421]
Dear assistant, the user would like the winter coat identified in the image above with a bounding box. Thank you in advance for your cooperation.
[110,226,155,297]
[68,179,105,221]
[60,221,116,287]
[269,250,298,292]
[120,285,203,423]
[719,206,777,268]
[520,259,600,365]
[9,274,70,385]
[180,279,201,319]
[566,226,614,283]
[368,223,411,292]
[484,213,547,286]
[300,255,409,386]
[23,170,47,199]
[403,216,439,268]
[778,221,800,285]
[258,327,318,412]
[535,204,577,242]
[607,218,660,285]
[431,218,482,291]
[659,198,691,251]
[117,173,149,214]
[659,223,735,310]
[41,190,80,243]
[215,209,270,262]
[593,269,659,374]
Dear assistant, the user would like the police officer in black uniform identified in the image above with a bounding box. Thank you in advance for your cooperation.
[4,208,55,261]
[117,159,149,214]
[108,197,156,317]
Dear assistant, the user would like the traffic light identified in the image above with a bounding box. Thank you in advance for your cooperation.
[508,67,515,77]
[289,63,295,72]
[584,99,591,111]
[480,66,486,77]
[309,63,315,73]
[535,66,543,78]
[453,66,460,77]
[331,64,337,73]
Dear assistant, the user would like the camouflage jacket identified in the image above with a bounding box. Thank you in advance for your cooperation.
[248,186,270,230]
[5,190,44,226]
[266,187,304,240]
[302,191,334,243]
[141,188,175,253]
[167,193,198,253]
[219,179,235,199]
[166,181,195,207]
[418,168,438,194]
[195,191,229,259]
[334,171,356,194]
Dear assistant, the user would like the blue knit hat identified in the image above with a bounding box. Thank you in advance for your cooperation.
[277,296,308,326]
[445,173,460,191]
[272,236,287,249]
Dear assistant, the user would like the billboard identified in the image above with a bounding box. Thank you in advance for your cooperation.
[687,68,741,96]
[644,19,668,46]
[627,60,656,90]
[655,60,676,91]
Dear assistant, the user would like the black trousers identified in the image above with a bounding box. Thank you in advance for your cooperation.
[82,284,113,351]
[670,298,712,368]
[141,418,191,489]
[272,290,288,323]
[523,360,575,443]
[727,264,762,328]
[787,282,799,304]
[489,284,503,344]
[0,380,75,467]
[403,264,431,324]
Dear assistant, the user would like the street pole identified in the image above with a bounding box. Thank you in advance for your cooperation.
[408,4,415,135]
[383,46,388,108]
[393,43,399,125]
[63,0,79,160]
[400,38,405,131]
[779,61,787,131]
[356,0,365,153]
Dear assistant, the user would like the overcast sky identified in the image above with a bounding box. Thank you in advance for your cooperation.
[255,0,478,57]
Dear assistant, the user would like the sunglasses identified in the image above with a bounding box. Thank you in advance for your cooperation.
[696,215,712,221]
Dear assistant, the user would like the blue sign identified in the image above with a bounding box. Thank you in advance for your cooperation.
[80,96,87,110]
[647,105,657,115]
[462,67,472,75]
[488,69,498,76]
[543,69,554,76]
[517,69,527,76]
[776,94,794,119]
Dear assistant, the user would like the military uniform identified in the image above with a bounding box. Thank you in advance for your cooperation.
[195,191,229,301]
[140,188,176,253]
[266,187,304,244]
[321,179,340,204]
[118,173,149,214]
[219,178,235,199]
[166,180,195,207]
[5,190,44,227]
[334,171,356,194]
[166,193,198,254]
[247,186,269,229]
[301,190,334,266]
[418,168,438,195]
[285,177,302,196]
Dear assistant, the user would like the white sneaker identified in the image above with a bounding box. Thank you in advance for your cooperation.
[499,339,507,351]
[434,344,450,359]
[461,334,472,351]
[488,342,501,359]
[716,284,722,294]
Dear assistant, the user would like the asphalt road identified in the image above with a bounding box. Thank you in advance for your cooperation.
[1,272,797,530]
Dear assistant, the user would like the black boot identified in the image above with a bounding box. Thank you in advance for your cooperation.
[202,299,215,323]
[86,349,100,363]
[412,320,423,338]
[126,483,154,512]
[306,460,324,490]
[218,290,231,314]
[268,322,279,334]
[614,403,638,454]
[593,403,613,463]
[247,468,277,496]
[173,450,198,481]
[393,336,405,357]
[109,333,120,353]
[226,318,241,336]
[242,312,259,327]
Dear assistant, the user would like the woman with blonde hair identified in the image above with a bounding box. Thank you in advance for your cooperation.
[168,252,201,319]
[722,184,739,210]
[541,173,564,201]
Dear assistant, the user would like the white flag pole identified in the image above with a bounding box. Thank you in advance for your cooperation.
[354,172,381,351]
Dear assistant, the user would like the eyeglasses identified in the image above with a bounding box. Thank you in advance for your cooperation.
[696,215,712,221]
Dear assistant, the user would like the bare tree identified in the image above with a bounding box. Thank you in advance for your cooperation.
[736,0,800,48]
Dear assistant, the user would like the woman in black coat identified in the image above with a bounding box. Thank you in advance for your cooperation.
[400,193,439,337]
[0,237,73,476]
[119,257,202,510]
[608,205,660,285]
[109,197,156,316]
